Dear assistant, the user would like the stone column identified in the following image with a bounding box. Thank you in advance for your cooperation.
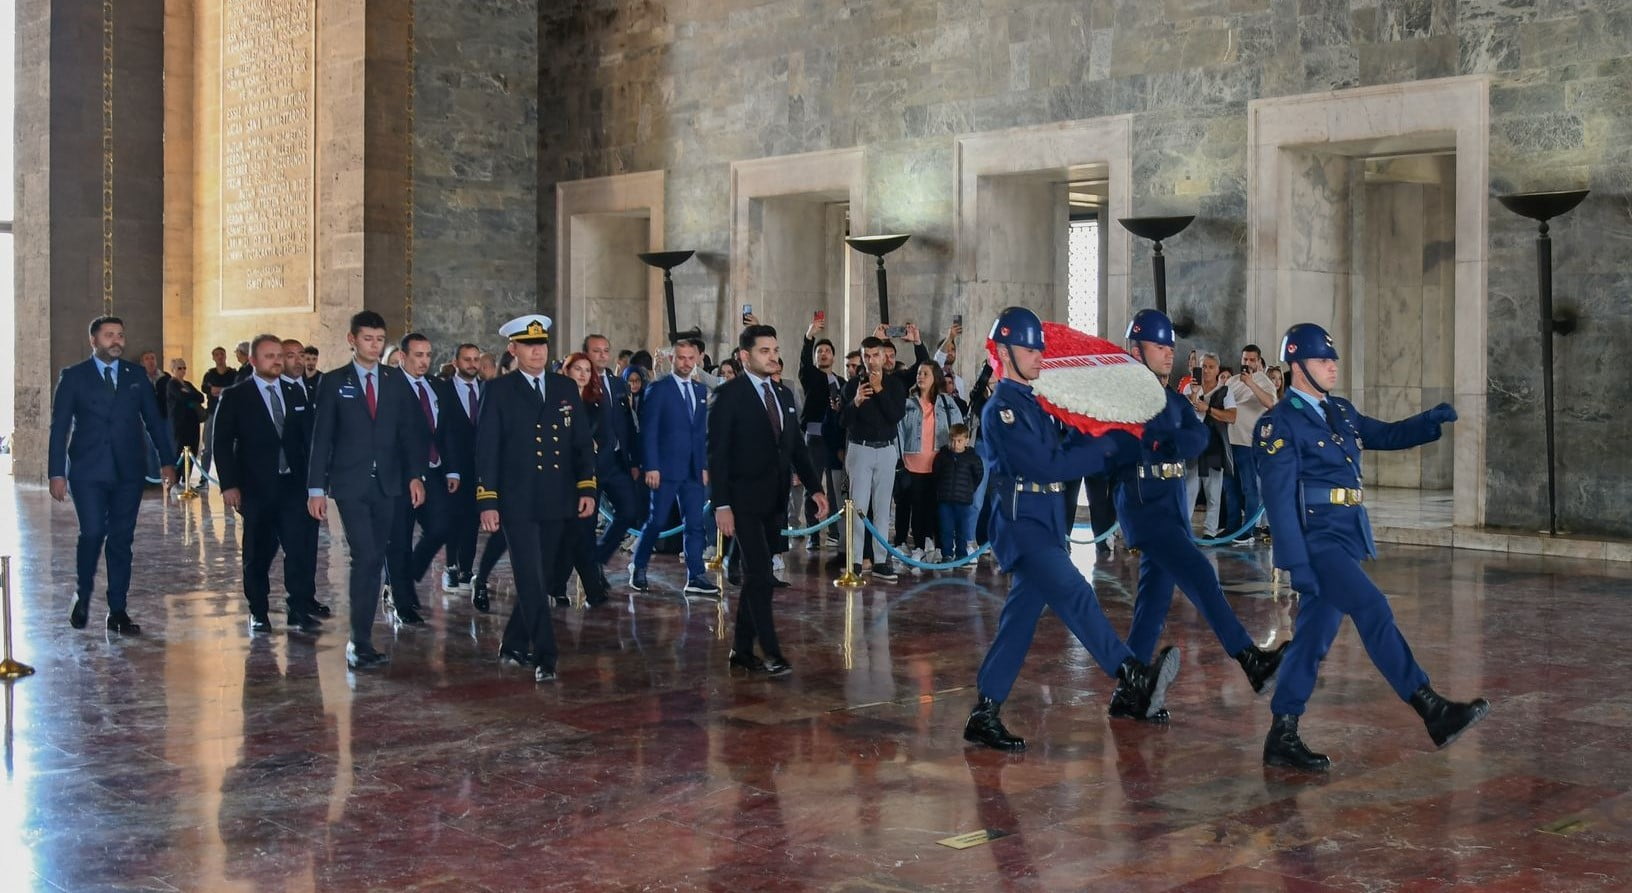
[15,0,166,482]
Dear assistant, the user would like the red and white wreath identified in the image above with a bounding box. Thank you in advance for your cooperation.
[987,321,1167,436]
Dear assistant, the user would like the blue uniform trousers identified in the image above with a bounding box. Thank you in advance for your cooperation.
[633,476,707,579]
[976,536,1134,702]
[1125,527,1254,663]
[70,478,146,610]
[1269,547,1429,716]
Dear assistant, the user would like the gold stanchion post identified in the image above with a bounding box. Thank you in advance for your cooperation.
[706,527,725,572]
[833,500,864,589]
[0,556,36,680]
[178,447,200,501]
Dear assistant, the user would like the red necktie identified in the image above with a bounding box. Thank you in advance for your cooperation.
[417,381,440,464]
[762,382,782,440]
[365,372,377,419]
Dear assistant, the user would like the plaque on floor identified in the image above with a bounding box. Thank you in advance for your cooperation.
[936,829,1012,849]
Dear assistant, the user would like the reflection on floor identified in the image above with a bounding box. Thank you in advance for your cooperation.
[1366,486,1454,530]
[6,481,1632,890]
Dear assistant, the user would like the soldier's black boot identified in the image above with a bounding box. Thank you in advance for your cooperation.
[1235,641,1290,694]
[1409,684,1490,749]
[1263,714,1330,771]
[1117,646,1181,721]
[963,697,1026,752]
[1107,680,1169,723]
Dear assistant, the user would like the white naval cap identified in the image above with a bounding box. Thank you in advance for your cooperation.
[499,314,552,344]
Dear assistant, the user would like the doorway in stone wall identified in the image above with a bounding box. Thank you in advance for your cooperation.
[743,193,852,353]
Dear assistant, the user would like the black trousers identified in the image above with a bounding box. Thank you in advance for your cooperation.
[1064,475,1118,541]
[334,488,395,650]
[446,470,479,576]
[477,529,508,582]
[551,514,609,603]
[730,508,785,658]
[594,467,649,566]
[894,470,937,549]
[387,468,452,608]
[802,435,840,529]
[240,473,318,617]
[500,518,564,669]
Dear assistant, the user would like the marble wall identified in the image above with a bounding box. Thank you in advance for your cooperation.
[537,0,1632,538]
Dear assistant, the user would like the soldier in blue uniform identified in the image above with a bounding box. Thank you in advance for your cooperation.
[963,306,1181,752]
[1257,322,1489,770]
[1110,309,1287,722]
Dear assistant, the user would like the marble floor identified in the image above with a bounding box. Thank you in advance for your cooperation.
[6,480,1632,891]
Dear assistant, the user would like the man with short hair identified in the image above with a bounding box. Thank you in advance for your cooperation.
[1220,344,1277,544]
[583,334,648,584]
[711,324,828,676]
[233,341,253,382]
[443,342,484,592]
[798,316,847,540]
[141,350,171,418]
[198,346,237,488]
[386,333,468,624]
[844,350,861,380]
[307,311,431,670]
[213,334,323,633]
[615,349,633,378]
[49,316,178,634]
[840,336,907,582]
[631,337,715,595]
[301,345,323,397]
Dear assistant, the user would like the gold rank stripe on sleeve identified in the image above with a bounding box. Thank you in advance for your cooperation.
[475,486,498,501]
[577,478,597,490]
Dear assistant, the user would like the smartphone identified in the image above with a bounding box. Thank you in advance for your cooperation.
[953,313,963,326]
[1191,366,1203,384]
[814,310,825,322]
[884,324,908,339]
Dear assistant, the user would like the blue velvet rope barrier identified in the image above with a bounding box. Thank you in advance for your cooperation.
[1067,521,1120,546]
[860,516,990,570]
[1191,506,1267,546]
[600,501,846,541]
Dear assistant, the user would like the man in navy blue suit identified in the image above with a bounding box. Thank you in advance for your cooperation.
[307,310,431,671]
[583,334,647,586]
[385,332,468,625]
[630,337,717,596]
[49,316,178,634]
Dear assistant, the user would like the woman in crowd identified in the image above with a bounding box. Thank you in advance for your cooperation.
[548,352,613,606]
[166,359,207,468]
[895,361,963,562]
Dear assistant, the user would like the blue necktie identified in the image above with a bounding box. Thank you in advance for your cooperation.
[103,365,116,393]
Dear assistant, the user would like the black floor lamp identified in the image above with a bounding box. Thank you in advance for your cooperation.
[1118,215,1196,337]
[1496,189,1589,535]
[845,234,910,324]
[637,250,699,343]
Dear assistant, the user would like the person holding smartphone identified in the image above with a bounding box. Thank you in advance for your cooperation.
[799,312,848,542]
[840,337,908,582]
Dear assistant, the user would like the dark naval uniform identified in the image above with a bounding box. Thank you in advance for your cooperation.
[1112,308,1284,721]
[1256,321,1487,770]
[475,367,596,675]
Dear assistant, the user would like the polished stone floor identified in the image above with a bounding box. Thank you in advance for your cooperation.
[6,480,1632,891]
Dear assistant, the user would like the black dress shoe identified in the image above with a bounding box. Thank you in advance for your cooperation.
[106,612,142,635]
[1236,641,1290,694]
[1410,684,1491,749]
[1107,681,1169,724]
[551,594,571,607]
[771,576,790,588]
[534,665,558,683]
[312,601,333,617]
[69,597,89,629]
[1116,646,1181,720]
[761,655,793,678]
[393,605,428,625]
[1263,713,1330,771]
[964,696,1026,751]
[286,612,323,633]
[250,613,273,633]
[346,643,391,670]
[498,647,532,667]
[728,650,767,673]
[472,580,491,613]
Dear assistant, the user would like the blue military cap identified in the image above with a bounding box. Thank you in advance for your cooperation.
[1280,323,1338,363]
[1125,308,1174,347]
[989,306,1045,351]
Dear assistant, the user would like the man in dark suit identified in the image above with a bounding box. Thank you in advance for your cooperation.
[583,334,647,584]
[631,337,716,596]
[301,345,323,399]
[711,324,829,677]
[475,314,597,683]
[385,332,468,624]
[48,316,178,633]
[212,334,323,633]
[307,310,431,670]
[443,342,484,594]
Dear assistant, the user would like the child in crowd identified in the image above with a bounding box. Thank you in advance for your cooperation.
[934,423,984,562]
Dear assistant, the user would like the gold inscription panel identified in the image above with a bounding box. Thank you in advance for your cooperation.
[220,0,314,314]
